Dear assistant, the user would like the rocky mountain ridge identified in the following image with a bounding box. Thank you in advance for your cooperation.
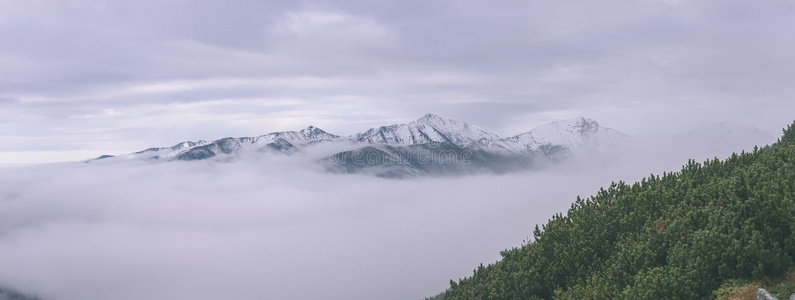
[90,114,630,176]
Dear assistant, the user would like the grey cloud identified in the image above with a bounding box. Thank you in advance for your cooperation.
[0,97,18,105]
[1,0,794,160]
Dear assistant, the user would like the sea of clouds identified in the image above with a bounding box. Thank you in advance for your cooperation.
[0,130,777,300]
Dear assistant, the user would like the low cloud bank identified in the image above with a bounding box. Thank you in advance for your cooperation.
[0,131,777,300]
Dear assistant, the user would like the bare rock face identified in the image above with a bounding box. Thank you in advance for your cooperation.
[758,288,777,300]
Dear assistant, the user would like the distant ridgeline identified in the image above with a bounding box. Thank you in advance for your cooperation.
[428,121,795,299]
[88,114,629,177]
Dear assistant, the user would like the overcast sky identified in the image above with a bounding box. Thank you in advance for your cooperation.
[2,2,794,299]
[2,0,795,163]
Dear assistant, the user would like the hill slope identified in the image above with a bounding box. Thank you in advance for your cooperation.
[432,121,795,299]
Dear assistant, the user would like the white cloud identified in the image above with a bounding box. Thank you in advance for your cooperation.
[272,11,351,36]
[0,130,776,299]
[1,0,794,163]
[0,158,570,300]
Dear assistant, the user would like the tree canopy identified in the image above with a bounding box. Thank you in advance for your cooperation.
[433,121,795,299]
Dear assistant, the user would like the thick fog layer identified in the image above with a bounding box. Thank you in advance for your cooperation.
[0,131,778,300]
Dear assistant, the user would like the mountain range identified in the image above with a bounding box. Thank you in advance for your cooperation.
[90,114,630,177]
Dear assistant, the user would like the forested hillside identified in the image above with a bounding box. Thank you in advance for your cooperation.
[432,122,795,299]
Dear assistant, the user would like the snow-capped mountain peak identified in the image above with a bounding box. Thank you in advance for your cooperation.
[352,113,501,146]
[171,140,208,150]
[93,115,631,174]
[420,112,442,120]
[250,126,341,144]
[526,117,603,143]
[296,125,340,141]
[494,117,629,155]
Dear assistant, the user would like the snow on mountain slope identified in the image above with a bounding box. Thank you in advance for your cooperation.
[91,114,629,166]
[173,126,341,160]
[352,113,501,146]
[96,126,342,162]
[124,140,210,160]
[499,117,629,155]
[267,125,341,143]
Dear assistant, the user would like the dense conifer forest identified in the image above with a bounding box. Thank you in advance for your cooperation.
[429,121,795,299]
